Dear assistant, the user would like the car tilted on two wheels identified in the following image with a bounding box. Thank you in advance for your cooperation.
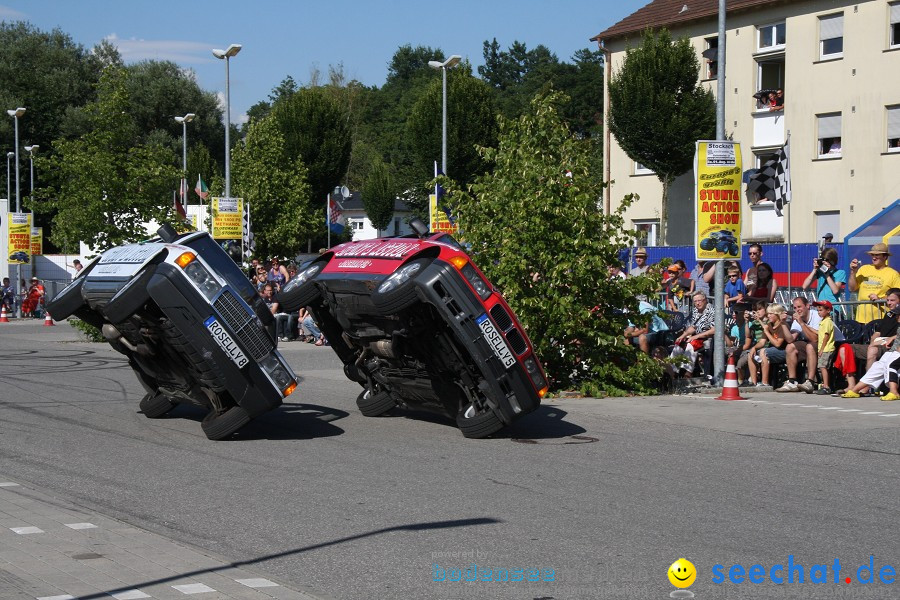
[278,222,548,438]
[47,222,548,439]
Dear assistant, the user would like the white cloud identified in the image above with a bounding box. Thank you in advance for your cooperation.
[0,5,26,19]
[104,33,216,64]
[237,113,249,125]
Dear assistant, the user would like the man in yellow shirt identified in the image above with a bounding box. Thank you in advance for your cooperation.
[848,243,900,323]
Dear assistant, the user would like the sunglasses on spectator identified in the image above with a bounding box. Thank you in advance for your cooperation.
[749,251,760,256]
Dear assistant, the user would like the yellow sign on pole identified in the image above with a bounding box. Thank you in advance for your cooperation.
[211,197,243,239]
[694,141,743,260]
[7,212,32,264]
[31,226,42,256]
[429,194,458,235]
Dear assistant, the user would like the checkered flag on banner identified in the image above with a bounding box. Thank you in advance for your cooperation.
[747,138,791,216]
[241,202,254,262]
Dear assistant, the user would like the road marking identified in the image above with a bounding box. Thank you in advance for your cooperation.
[236,578,280,588]
[837,409,862,412]
[780,403,806,406]
[816,406,842,410]
[172,584,216,595]
[111,591,151,600]
[860,411,885,415]
[64,522,97,530]
[878,414,900,417]
[37,596,75,600]
[0,482,20,487]
[11,526,43,535]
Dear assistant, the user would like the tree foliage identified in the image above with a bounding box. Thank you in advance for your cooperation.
[231,115,316,259]
[441,91,662,396]
[362,159,395,232]
[34,67,180,252]
[608,28,716,244]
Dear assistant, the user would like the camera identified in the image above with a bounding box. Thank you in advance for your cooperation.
[888,310,897,319]
[815,258,824,267]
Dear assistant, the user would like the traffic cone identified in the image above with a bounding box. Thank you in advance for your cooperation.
[43,312,55,326]
[0,306,8,323]
[716,352,746,401]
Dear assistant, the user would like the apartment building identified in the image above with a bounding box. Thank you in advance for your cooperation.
[592,0,900,246]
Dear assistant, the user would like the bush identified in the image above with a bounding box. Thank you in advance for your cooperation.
[68,317,104,342]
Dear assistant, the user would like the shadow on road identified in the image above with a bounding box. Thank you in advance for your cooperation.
[499,405,588,440]
[161,402,349,441]
[68,517,502,600]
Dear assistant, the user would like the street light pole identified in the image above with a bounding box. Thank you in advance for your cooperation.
[25,145,38,200]
[6,151,13,205]
[7,107,25,316]
[427,55,461,176]
[212,44,241,199]
[174,113,195,203]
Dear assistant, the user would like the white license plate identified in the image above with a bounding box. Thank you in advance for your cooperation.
[204,316,249,368]
[476,313,516,369]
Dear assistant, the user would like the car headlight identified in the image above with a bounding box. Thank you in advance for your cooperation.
[182,259,222,300]
[282,263,322,293]
[259,354,295,393]
[460,263,492,300]
[523,356,547,391]
[378,261,422,294]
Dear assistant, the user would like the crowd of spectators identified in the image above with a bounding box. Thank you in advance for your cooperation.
[618,242,900,397]
[249,256,328,347]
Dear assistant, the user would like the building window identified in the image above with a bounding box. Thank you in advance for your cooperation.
[890,2,900,48]
[633,220,658,246]
[757,22,786,52]
[819,13,844,59]
[349,219,364,231]
[754,57,784,110]
[703,37,718,79]
[815,211,840,241]
[634,162,654,175]
[817,113,842,157]
[888,105,900,152]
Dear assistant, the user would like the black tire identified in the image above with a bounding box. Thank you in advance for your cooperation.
[139,392,176,418]
[456,404,504,439]
[279,260,326,312]
[45,277,88,321]
[103,264,158,323]
[371,258,431,314]
[201,405,251,440]
[356,388,396,417]
[161,319,227,392]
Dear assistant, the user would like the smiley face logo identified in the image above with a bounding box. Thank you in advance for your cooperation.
[668,558,697,588]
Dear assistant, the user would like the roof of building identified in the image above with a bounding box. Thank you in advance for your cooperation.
[591,0,783,43]
[339,191,413,213]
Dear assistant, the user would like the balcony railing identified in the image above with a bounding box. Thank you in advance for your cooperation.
[753,109,785,148]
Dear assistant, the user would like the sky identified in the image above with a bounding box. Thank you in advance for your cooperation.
[0,0,648,124]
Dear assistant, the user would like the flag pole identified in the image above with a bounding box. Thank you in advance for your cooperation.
[327,193,331,248]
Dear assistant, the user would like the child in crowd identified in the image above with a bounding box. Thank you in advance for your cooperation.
[740,300,771,387]
[724,266,747,311]
[814,300,836,395]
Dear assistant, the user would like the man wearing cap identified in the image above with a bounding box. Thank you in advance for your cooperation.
[629,248,649,276]
[848,243,900,323]
[665,262,694,314]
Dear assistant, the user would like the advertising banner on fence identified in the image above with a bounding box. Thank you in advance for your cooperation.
[429,194,458,235]
[31,226,42,256]
[7,212,31,264]
[211,197,243,240]
[694,141,742,261]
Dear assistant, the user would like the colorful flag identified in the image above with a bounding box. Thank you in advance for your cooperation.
[174,189,187,219]
[328,193,344,234]
[195,175,209,200]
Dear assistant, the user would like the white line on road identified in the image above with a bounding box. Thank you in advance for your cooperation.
[816,406,843,410]
[860,411,885,415]
[878,414,900,417]
[837,409,863,412]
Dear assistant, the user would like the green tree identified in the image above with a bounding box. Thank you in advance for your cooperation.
[34,67,180,252]
[406,66,498,196]
[362,159,395,232]
[440,91,662,396]
[608,28,716,245]
[231,115,316,259]
[270,86,351,207]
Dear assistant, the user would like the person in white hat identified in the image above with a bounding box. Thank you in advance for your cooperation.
[849,243,900,323]
[629,247,649,276]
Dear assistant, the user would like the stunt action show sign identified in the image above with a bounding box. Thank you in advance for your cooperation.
[694,140,743,261]
[211,197,243,240]
[7,212,31,263]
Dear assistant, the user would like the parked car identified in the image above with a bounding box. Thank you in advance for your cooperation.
[279,219,548,438]
[45,225,297,440]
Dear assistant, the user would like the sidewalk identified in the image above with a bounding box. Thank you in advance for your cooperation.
[0,478,328,600]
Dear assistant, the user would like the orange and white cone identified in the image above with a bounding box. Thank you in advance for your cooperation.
[43,311,55,326]
[0,305,9,323]
[717,353,746,401]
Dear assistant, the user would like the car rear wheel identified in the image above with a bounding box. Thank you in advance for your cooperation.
[201,405,251,440]
[371,258,431,314]
[103,263,158,323]
[356,388,396,417]
[456,403,504,439]
[139,392,176,418]
[45,260,99,320]
[279,261,326,312]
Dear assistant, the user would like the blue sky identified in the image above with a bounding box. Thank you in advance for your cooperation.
[3,0,647,123]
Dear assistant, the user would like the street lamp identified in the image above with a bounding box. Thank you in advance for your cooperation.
[6,151,13,204]
[212,44,241,199]
[427,55,461,176]
[7,107,25,213]
[174,113,195,201]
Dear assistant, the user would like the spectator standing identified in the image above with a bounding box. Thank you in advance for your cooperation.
[744,244,764,287]
[665,262,694,314]
[22,277,45,318]
[802,247,846,313]
[267,257,290,292]
[630,248,649,276]
[770,88,784,111]
[848,243,900,323]
[1,277,13,313]
[70,259,83,280]
[608,264,627,280]
[247,258,260,280]
[690,261,713,299]
[814,300,836,394]
[747,262,778,302]
[724,266,747,310]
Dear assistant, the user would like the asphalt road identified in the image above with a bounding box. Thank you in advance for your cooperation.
[2,320,900,599]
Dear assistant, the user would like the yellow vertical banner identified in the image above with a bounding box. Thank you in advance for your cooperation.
[211,197,243,239]
[429,194,458,235]
[7,213,32,263]
[31,226,42,256]
[694,141,743,260]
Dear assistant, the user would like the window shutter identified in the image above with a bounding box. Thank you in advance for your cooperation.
[819,14,843,40]
[891,2,900,24]
[888,106,900,138]
[818,114,842,138]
